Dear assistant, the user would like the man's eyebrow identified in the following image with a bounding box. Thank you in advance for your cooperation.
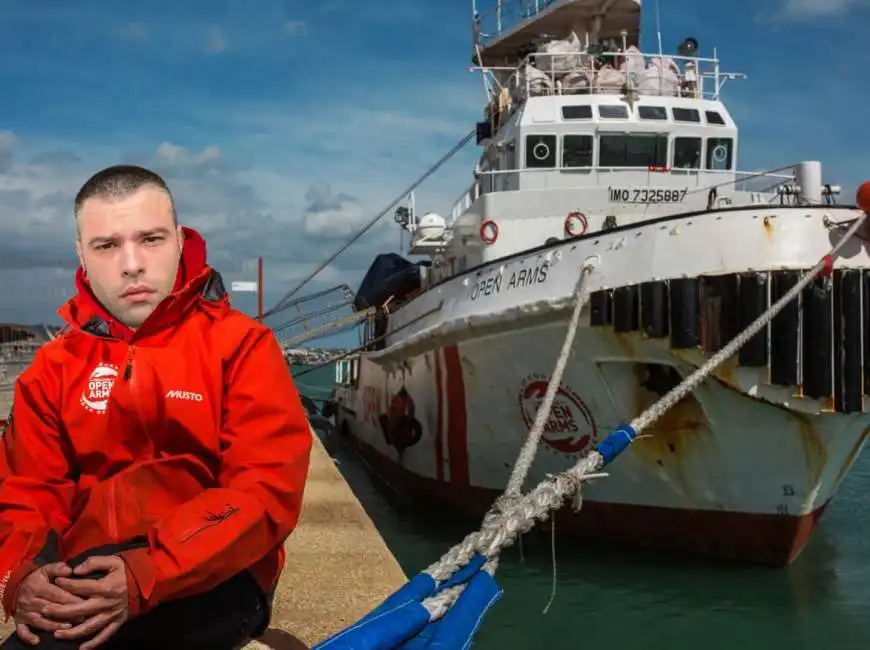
[138,227,172,238]
[86,227,172,247]
[86,234,118,247]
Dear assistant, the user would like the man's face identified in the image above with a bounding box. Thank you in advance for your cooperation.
[75,185,183,330]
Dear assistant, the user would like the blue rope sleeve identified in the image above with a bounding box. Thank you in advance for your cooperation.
[594,423,637,465]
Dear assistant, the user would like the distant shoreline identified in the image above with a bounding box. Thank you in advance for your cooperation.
[283,347,348,365]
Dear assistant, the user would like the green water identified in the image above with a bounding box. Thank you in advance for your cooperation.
[292,365,870,650]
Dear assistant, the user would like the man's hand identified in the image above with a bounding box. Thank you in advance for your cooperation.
[13,562,82,645]
[46,556,130,650]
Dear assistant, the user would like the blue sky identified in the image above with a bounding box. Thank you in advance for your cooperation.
[0,0,868,350]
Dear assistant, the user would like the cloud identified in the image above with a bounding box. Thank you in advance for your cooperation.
[29,151,82,167]
[302,182,367,237]
[282,20,306,35]
[205,26,228,53]
[155,142,222,167]
[0,132,16,173]
[3,0,868,351]
[0,133,414,328]
[768,0,870,21]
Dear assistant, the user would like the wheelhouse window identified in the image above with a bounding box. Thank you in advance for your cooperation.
[672,107,701,122]
[673,137,702,169]
[599,133,668,168]
[598,104,629,119]
[562,105,592,120]
[525,134,557,168]
[638,106,667,120]
[562,135,593,169]
[705,110,726,125]
[706,137,733,170]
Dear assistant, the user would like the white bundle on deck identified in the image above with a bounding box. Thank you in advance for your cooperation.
[514,63,553,100]
[622,45,647,88]
[594,64,626,94]
[561,70,591,94]
[637,56,681,96]
[535,31,582,76]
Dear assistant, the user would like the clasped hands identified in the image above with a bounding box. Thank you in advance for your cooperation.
[13,556,129,650]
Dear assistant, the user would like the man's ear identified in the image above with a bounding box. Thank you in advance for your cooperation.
[176,224,184,253]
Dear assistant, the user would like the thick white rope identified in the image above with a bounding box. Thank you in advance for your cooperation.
[419,210,868,620]
[497,258,597,504]
[421,259,596,616]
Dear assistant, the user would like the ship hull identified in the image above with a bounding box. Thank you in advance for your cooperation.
[332,206,870,566]
[333,323,868,566]
[341,429,830,567]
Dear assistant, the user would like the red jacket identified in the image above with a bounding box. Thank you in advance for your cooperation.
[0,227,312,619]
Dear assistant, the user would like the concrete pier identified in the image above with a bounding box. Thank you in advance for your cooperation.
[245,431,408,648]
[0,431,407,649]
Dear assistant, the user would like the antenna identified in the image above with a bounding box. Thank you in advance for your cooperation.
[655,0,663,57]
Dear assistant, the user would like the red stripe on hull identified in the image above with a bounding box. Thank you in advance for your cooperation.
[342,431,829,567]
[442,345,469,485]
[433,352,444,482]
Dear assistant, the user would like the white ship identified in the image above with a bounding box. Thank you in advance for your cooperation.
[327,0,870,566]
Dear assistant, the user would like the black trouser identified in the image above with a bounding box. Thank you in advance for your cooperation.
[0,541,269,650]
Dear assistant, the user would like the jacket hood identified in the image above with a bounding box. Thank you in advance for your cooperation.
[58,226,220,341]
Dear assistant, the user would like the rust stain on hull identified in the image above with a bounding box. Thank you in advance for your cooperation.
[743,395,829,491]
[794,412,828,489]
[706,357,739,390]
[625,364,710,499]
[699,370,829,495]
[610,331,640,360]
[763,215,774,242]
[675,349,742,391]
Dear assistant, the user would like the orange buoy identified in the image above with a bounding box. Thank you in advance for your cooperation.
[857,181,870,212]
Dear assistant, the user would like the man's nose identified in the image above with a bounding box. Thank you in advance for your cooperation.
[120,242,145,276]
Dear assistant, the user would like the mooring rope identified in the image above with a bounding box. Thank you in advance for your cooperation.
[416,209,869,620]
[494,258,597,507]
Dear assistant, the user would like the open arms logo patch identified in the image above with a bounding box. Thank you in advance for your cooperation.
[80,363,119,414]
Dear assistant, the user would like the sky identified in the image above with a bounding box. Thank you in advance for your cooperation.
[1,0,869,350]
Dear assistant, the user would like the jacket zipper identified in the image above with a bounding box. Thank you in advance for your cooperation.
[123,346,134,381]
[178,506,239,544]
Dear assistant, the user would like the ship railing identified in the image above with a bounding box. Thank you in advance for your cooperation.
[474,48,741,112]
[467,164,805,202]
[476,163,794,184]
[0,340,41,389]
[0,341,41,361]
[473,0,562,46]
[449,181,482,224]
[334,355,360,387]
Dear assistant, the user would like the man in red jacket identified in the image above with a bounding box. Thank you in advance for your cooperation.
[0,165,313,649]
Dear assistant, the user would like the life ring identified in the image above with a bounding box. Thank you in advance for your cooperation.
[564,211,588,237]
[480,219,498,244]
[531,141,550,161]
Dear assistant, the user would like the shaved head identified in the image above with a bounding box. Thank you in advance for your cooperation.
[74,164,178,230]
